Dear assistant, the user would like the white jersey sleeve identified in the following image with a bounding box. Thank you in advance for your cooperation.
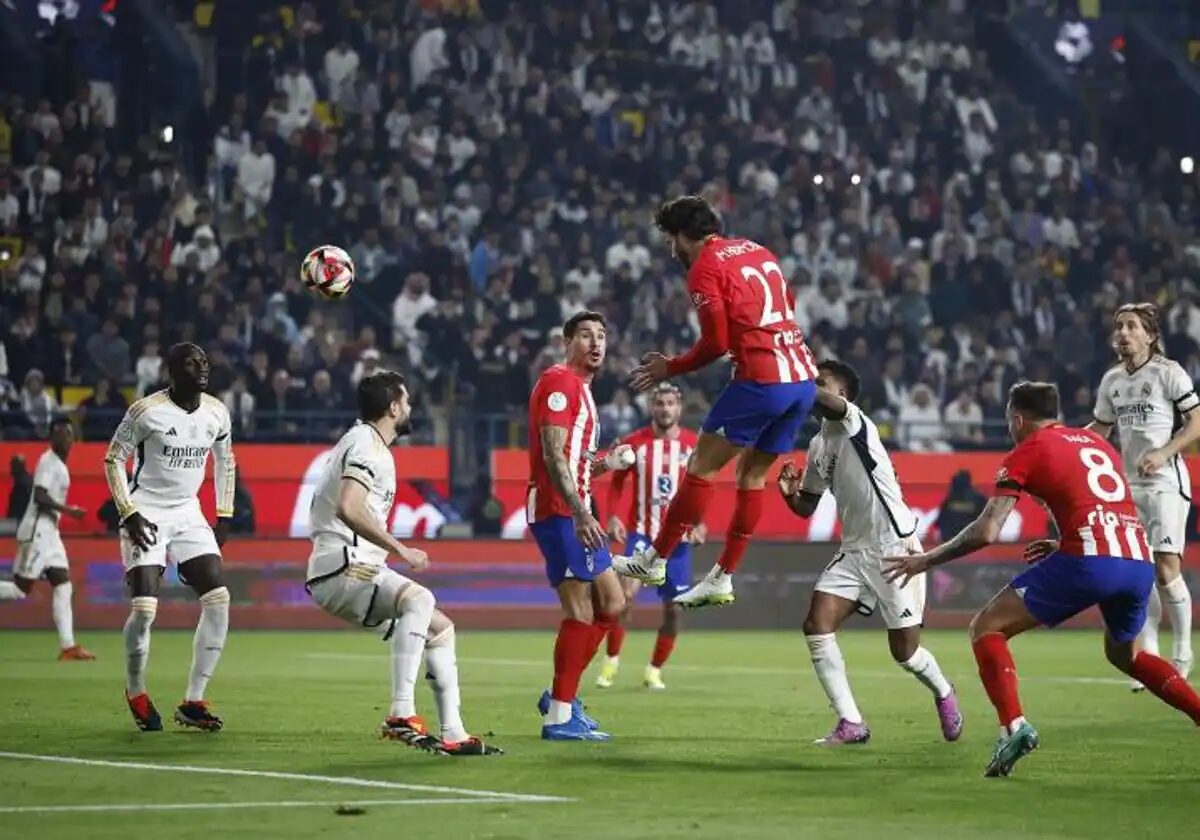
[16,451,70,541]
[105,395,157,520]
[210,400,236,518]
[1166,361,1200,414]
[799,435,829,496]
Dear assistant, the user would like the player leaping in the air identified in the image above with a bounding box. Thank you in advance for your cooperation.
[0,417,95,661]
[528,311,635,740]
[777,361,962,746]
[305,370,501,756]
[598,381,704,691]
[1087,303,1198,687]
[620,195,817,609]
[885,382,1200,778]
[105,343,235,733]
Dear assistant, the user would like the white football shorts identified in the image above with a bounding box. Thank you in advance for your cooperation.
[307,548,416,629]
[120,501,221,571]
[14,533,69,579]
[1132,488,1190,556]
[815,537,927,630]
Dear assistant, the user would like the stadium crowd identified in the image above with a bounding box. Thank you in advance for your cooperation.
[1,0,1199,451]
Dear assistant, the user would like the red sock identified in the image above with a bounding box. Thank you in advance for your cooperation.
[652,473,715,558]
[551,619,594,703]
[716,488,764,574]
[589,612,618,661]
[650,632,676,668]
[972,632,1024,728]
[606,623,626,658]
[1130,652,1200,725]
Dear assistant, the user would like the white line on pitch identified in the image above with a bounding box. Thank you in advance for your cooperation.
[0,753,572,804]
[304,653,1130,685]
[0,797,535,815]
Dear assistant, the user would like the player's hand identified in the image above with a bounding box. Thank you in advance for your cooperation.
[399,546,430,572]
[65,505,86,520]
[1137,447,1170,477]
[630,352,670,392]
[1023,539,1058,565]
[214,518,231,547]
[573,509,606,551]
[607,515,627,544]
[777,460,801,497]
[882,553,930,589]
[687,522,708,545]
[121,512,159,551]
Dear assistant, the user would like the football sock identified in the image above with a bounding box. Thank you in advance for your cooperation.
[589,612,618,663]
[550,618,594,713]
[51,582,76,650]
[1130,651,1200,725]
[1140,586,1163,657]
[806,633,863,724]
[650,632,676,668]
[123,596,157,695]
[717,488,764,574]
[972,632,1023,730]
[0,581,25,600]
[389,586,436,718]
[424,626,468,742]
[652,473,715,559]
[185,587,229,702]
[1160,576,1193,663]
[606,623,626,658]
[899,646,952,699]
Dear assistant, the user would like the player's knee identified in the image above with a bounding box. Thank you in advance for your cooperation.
[129,596,158,630]
[397,584,436,619]
[601,590,626,617]
[802,613,833,636]
[888,630,919,662]
[967,611,995,642]
[1104,637,1134,674]
[199,586,230,611]
[427,615,455,648]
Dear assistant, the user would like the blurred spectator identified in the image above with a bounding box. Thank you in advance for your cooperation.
[7,456,32,520]
[898,384,949,453]
[305,369,344,442]
[221,374,256,439]
[944,387,985,448]
[77,377,128,442]
[936,470,988,541]
[86,319,131,385]
[260,370,299,439]
[393,273,437,355]
[600,389,641,445]
[19,370,58,439]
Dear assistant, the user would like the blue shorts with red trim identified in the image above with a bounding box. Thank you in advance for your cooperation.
[530,516,612,588]
[625,533,691,601]
[1011,552,1154,642]
[701,380,816,454]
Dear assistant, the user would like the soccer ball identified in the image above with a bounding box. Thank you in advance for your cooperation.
[301,245,356,300]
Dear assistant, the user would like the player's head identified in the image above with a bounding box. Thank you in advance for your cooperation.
[1112,302,1162,362]
[563,310,607,374]
[650,382,683,431]
[1006,381,1060,443]
[655,195,721,268]
[49,415,74,455]
[816,360,860,402]
[167,342,210,394]
[357,370,411,436]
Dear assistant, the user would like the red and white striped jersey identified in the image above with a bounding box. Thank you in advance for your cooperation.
[526,364,599,523]
[994,423,1151,560]
[606,426,698,540]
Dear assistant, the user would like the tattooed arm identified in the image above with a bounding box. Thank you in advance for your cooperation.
[541,424,605,549]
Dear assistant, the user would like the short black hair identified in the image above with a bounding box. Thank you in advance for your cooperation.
[357,370,407,421]
[1008,380,1059,421]
[654,195,721,241]
[817,360,861,402]
[563,310,606,340]
[167,342,205,372]
[49,415,72,434]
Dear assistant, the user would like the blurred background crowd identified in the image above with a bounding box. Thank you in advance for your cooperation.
[1,0,1199,476]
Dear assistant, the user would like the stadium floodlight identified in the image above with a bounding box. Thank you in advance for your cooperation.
[813,174,824,186]
[1182,157,1195,176]
[850,174,862,186]
[161,125,175,144]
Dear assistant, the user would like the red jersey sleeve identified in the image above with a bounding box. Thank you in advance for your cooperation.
[532,368,579,430]
[995,437,1039,499]
[666,256,730,377]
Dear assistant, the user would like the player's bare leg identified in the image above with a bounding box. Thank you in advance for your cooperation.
[615,432,739,585]
[674,445,775,609]
[888,626,960,741]
[1102,630,1200,724]
[644,601,680,690]
[804,591,869,745]
[124,566,163,731]
[968,587,1042,777]
[597,577,640,688]
[423,609,502,755]
[174,554,229,731]
[45,567,94,661]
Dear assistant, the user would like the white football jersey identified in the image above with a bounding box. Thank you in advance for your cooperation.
[307,423,396,577]
[1094,356,1199,494]
[801,401,919,552]
[104,391,236,518]
[16,449,70,542]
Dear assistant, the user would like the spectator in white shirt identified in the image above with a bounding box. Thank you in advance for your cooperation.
[564,256,604,302]
[897,52,928,104]
[392,272,438,354]
[808,275,849,330]
[410,27,449,90]
[898,384,949,452]
[867,25,903,65]
[20,369,58,439]
[581,74,619,116]
[560,281,587,323]
[605,229,651,280]
[738,159,780,198]
[81,198,108,252]
[136,340,163,397]
[324,39,360,107]
[237,139,275,220]
[1042,203,1081,250]
[600,389,641,444]
[944,387,985,446]
[741,21,776,65]
[444,120,477,173]
[384,99,412,150]
[955,84,998,133]
[170,226,222,273]
[278,61,317,119]
[0,177,18,227]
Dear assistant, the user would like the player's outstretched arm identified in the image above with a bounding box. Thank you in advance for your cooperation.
[103,408,139,522]
[777,461,822,517]
[211,411,237,521]
[32,486,85,520]
[883,496,1017,587]
[540,424,604,549]
[336,478,427,570]
[813,389,849,420]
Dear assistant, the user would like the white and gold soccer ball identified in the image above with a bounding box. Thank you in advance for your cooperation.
[301,245,356,300]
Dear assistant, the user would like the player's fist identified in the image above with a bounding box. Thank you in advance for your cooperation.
[1023,539,1058,565]
[214,518,231,547]
[607,515,627,544]
[777,460,801,497]
[121,512,158,551]
[573,509,606,551]
[630,352,670,393]
[604,444,636,471]
[400,546,430,572]
[65,505,86,520]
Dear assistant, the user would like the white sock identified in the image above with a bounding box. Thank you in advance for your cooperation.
[0,581,26,600]
[51,582,75,649]
[1161,576,1194,662]
[425,625,468,742]
[389,587,436,718]
[186,587,230,702]
[806,633,863,724]
[1140,586,1163,657]
[123,597,157,695]
[1007,715,1027,736]
[899,646,952,699]
[544,699,572,725]
[604,655,619,667]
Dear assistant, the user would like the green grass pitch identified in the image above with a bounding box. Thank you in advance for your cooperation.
[1,628,1197,838]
